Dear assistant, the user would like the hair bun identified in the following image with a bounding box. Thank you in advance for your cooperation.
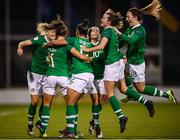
[82,19,89,26]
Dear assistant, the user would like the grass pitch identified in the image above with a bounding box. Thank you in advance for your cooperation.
[0,99,180,139]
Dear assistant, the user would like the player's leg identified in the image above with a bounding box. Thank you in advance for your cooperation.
[104,61,128,133]
[60,73,89,138]
[27,95,39,135]
[26,71,41,136]
[136,84,177,104]
[104,80,128,133]
[117,79,155,117]
[74,94,84,138]
[39,76,57,137]
[121,74,135,103]
[61,88,80,139]
[91,93,103,138]
[88,94,95,135]
[131,62,176,104]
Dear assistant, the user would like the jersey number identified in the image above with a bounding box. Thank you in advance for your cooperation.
[47,53,55,68]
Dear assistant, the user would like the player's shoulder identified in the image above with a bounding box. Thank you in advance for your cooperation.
[32,34,44,41]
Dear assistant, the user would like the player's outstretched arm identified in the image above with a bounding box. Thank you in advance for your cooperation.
[82,37,108,53]
[70,47,92,63]
[43,39,68,47]
[17,40,32,56]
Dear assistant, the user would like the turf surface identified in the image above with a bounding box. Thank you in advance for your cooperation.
[0,100,180,139]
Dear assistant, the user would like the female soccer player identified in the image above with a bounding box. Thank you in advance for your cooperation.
[39,17,93,138]
[114,0,177,104]
[17,23,55,136]
[87,26,105,138]
[82,9,156,133]
[56,19,101,139]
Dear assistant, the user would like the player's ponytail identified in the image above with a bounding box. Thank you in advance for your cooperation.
[128,0,161,22]
[77,19,90,36]
[140,0,161,20]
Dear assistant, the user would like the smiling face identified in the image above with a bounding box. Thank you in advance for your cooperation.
[126,11,138,27]
[90,27,100,40]
[46,29,56,41]
[100,13,111,28]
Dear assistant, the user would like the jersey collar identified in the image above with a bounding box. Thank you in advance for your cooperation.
[132,24,141,29]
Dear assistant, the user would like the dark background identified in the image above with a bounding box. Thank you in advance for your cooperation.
[0,0,179,88]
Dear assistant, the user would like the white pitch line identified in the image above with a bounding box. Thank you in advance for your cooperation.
[0,110,20,117]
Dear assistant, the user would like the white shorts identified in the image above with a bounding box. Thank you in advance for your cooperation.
[125,62,145,82]
[103,59,125,81]
[94,79,106,95]
[44,76,69,96]
[68,73,97,94]
[27,71,46,95]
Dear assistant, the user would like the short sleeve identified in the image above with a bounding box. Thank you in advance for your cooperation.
[30,35,42,45]
[66,37,75,45]
[101,28,111,39]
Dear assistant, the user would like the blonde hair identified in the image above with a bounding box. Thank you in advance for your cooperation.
[140,0,161,20]
[129,0,161,22]
[36,23,49,35]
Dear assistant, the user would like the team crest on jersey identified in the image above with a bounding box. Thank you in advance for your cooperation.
[33,36,39,40]
[86,86,93,91]
[31,88,35,92]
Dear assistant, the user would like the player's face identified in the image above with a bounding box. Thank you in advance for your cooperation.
[126,11,137,27]
[90,28,100,40]
[46,30,56,40]
[100,13,111,27]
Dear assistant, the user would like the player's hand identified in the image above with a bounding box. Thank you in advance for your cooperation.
[84,57,93,63]
[17,43,24,56]
[81,46,90,52]
[43,43,47,48]
[113,27,122,36]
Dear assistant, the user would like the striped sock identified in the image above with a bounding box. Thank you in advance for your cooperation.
[40,106,50,134]
[126,88,147,104]
[28,103,37,126]
[92,105,100,128]
[109,96,124,121]
[66,105,76,133]
[144,86,168,98]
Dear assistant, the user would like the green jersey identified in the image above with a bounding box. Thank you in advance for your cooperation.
[67,37,93,74]
[121,24,146,64]
[90,42,105,80]
[101,28,123,65]
[46,45,72,77]
[29,35,48,75]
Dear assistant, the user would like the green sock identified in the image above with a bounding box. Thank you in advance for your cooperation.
[38,103,43,123]
[28,103,37,125]
[74,104,78,132]
[109,96,124,121]
[98,104,102,113]
[126,88,147,104]
[40,106,50,134]
[125,75,133,88]
[66,105,76,133]
[92,105,100,128]
[143,86,168,98]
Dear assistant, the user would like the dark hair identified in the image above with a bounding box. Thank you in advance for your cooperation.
[49,14,68,37]
[87,26,100,40]
[128,0,161,21]
[77,19,89,35]
[128,8,143,22]
[56,24,68,37]
[105,9,123,28]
